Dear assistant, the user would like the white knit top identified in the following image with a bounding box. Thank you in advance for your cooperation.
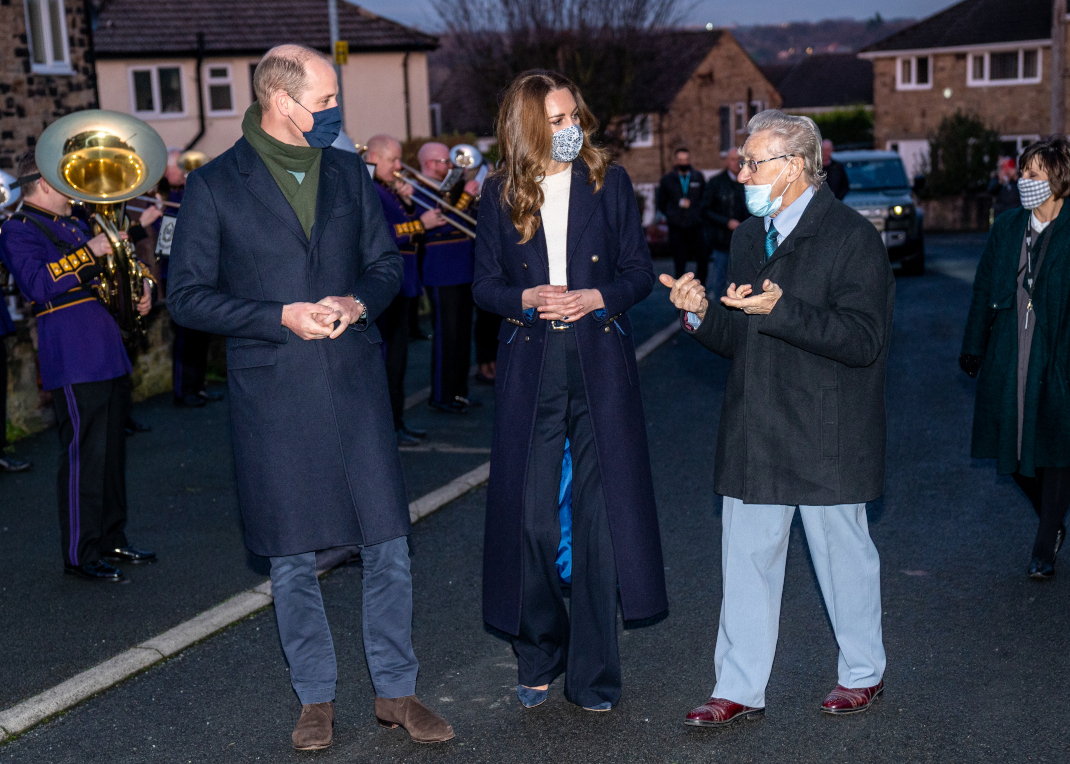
[538,167,572,286]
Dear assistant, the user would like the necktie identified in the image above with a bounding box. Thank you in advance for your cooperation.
[765,221,779,260]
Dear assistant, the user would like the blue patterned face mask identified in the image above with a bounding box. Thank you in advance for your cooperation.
[551,124,583,163]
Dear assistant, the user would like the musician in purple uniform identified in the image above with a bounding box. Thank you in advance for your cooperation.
[0,155,156,582]
[365,135,447,446]
[417,142,480,414]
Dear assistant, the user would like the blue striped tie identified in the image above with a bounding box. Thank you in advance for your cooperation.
[765,222,779,260]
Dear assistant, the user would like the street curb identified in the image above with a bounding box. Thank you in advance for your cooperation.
[0,318,680,743]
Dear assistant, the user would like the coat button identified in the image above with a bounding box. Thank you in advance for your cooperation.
[604,326,611,333]
[525,335,530,342]
[591,255,599,262]
[522,262,528,269]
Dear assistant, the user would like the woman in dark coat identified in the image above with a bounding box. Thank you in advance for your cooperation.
[473,71,667,711]
[962,136,1070,580]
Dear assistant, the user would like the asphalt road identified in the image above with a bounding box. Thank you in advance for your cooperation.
[2,237,1069,763]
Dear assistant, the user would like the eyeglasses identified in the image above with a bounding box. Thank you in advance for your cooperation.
[426,158,450,165]
[738,154,795,173]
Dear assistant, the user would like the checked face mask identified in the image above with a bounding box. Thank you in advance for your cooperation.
[1018,177,1052,210]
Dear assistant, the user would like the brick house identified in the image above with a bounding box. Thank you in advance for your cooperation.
[91,0,438,159]
[613,29,781,223]
[0,0,98,172]
[859,0,1059,179]
[761,53,873,119]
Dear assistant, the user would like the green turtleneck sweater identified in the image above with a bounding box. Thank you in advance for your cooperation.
[241,102,321,237]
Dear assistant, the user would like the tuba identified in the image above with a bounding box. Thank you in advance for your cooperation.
[35,110,167,343]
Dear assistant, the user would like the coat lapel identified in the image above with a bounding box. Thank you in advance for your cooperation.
[309,150,340,252]
[528,214,550,281]
[765,184,834,268]
[236,138,308,246]
[565,159,600,267]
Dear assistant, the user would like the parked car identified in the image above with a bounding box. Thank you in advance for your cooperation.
[834,150,926,275]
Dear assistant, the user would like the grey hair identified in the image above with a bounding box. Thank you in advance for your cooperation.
[747,109,825,189]
[253,44,329,105]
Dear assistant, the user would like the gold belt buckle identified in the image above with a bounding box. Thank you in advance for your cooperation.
[549,320,572,331]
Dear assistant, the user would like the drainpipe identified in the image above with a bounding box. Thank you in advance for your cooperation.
[82,0,100,108]
[328,0,346,130]
[402,51,412,140]
[184,32,206,151]
[1053,0,1067,134]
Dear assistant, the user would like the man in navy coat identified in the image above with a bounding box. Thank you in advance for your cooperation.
[167,45,453,750]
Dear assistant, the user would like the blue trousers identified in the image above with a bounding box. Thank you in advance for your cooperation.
[269,536,419,704]
[712,498,886,708]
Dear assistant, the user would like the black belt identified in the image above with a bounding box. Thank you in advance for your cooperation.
[31,288,98,317]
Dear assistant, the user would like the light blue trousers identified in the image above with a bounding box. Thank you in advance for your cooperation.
[269,536,419,705]
[712,497,886,708]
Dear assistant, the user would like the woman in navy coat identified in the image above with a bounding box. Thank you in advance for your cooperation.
[473,70,667,712]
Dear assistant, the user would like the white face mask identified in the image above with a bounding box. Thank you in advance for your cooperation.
[744,161,791,218]
[1018,177,1052,210]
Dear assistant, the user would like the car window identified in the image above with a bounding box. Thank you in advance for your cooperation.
[842,159,910,191]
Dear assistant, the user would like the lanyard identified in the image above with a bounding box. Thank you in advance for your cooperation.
[1021,224,1053,327]
[679,171,691,197]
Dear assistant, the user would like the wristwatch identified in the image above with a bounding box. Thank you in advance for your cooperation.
[345,294,368,327]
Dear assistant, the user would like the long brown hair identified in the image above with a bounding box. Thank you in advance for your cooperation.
[494,70,610,244]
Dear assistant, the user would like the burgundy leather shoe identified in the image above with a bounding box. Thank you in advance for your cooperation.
[821,681,884,715]
[684,697,764,727]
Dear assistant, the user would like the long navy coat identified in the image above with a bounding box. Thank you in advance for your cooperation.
[473,160,667,636]
[167,138,410,557]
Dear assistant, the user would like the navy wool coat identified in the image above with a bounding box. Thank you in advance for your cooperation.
[167,138,411,557]
[473,160,668,636]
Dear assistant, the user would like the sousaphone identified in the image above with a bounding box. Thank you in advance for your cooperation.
[35,110,167,342]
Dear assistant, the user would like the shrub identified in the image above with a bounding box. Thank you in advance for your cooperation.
[811,106,873,149]
[923,112,1002,198]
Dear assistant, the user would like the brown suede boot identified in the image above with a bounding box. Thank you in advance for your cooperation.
[374,695,455,743]
[292,701,334,750]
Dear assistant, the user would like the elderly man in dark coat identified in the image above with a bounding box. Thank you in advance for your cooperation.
[662,110,894,728]
[168,44,453,750]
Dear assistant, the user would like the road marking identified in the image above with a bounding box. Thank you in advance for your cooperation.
[0,317,681,741]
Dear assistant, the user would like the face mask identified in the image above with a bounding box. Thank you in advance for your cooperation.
[1018,177,1052,210]
[744,161,791,217]
[289,98,342,149]
[551,124,583,163]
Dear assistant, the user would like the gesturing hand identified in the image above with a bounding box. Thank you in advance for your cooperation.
[721,279,782,314]
[659,272,708,319]
[316,295,365,339]
[282,302,342,340]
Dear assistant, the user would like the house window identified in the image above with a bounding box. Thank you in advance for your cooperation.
[968,48,1043,86]
[429,103,442,137]
[1000,135,1039,157]
[24,0,73,74]
[735,102,746,132]
[718,105,732,152]
[129,65,186,117]
[749,100,764,119]
[250,63,259,101]
[205,64,235,115]
[896,56,932,90]
[623,114,653,148]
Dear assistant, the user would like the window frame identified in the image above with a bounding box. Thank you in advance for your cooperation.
[24,0,74,75]
[128,63,188,119]
[204,63,236,117]
[623,114,654,148]
[967,48,1043,87]
[895,56,933,91]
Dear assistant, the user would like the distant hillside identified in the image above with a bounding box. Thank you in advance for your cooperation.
[732,15,917,64]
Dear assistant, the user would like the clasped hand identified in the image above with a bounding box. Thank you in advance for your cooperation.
[282,296,364,340]
[522,284,604,322]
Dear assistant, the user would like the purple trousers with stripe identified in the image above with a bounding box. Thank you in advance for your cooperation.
[51,376,130,566]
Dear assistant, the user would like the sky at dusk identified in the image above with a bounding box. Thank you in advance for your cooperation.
[355,0,962,32]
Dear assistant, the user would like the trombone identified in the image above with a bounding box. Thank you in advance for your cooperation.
[394,168,478,228]
[394,172,476,239]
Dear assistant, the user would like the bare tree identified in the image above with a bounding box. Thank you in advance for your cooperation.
[435,0,690,144]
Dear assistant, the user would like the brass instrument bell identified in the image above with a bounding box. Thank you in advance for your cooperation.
[448,143,483,170]
[0,170,20,209]
[178,150,209,173]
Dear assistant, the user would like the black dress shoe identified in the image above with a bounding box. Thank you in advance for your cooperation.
[174,394,207,408]
[429,400,467,414]
[124,417,152,436]
[102,546,157,564]
[400,424,427,439]
[65,560,126,582]
[1056,525,1066,556]
[0,456,32,472]
[198,389,225,402]
[454,396,482,408]
[1029,557,1055,580]
[396,429,421,448]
